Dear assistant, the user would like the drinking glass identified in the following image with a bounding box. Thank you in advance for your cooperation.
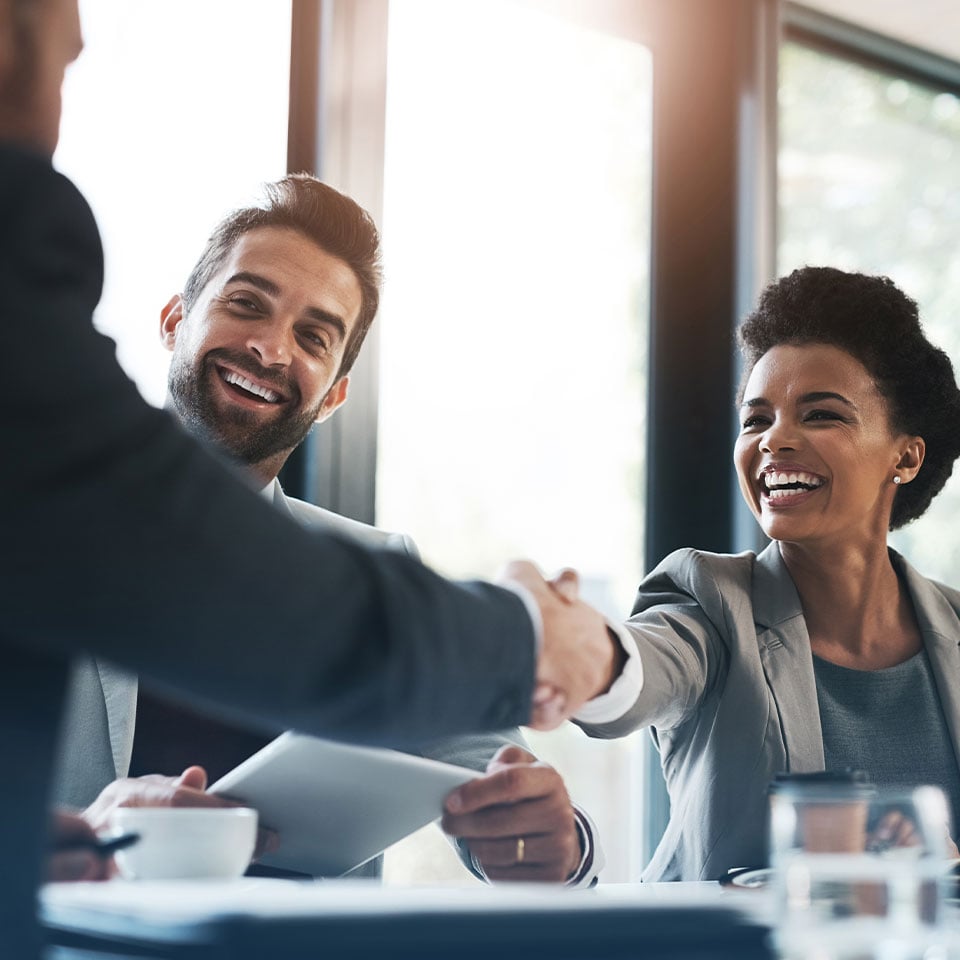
[769,775,951,960]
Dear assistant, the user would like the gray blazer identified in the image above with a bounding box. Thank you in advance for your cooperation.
[579,542,960,882]
[54,481,526,877]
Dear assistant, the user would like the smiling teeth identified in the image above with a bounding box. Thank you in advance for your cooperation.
[768,471,823,487]
[222,370,280,403]
[762,470,825,496]
[768,488,809,499]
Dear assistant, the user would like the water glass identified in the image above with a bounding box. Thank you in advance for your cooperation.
[769,776,951,960]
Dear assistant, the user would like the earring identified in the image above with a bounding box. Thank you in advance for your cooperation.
[893,476,902,485]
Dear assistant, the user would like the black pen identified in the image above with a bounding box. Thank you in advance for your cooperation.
[51,831,140,858]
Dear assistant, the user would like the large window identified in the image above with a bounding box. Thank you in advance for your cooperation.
[57,0,656,887]
[779,41,960,580]
[375,0,653,883]
[56,0,292,406]
[52,0,780,888]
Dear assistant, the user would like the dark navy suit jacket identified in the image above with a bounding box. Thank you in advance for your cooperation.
[0,144,535,955]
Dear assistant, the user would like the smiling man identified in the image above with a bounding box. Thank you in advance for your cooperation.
[2,3,622,950]
[162,195,369,487]
[57,175,604,887]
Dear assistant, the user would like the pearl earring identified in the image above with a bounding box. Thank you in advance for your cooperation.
[893,476,902,485]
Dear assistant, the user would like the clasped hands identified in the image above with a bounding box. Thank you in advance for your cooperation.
[498,561,622,731]
[48,561,615,885]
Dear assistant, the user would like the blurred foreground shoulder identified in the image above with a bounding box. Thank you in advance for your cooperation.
[0,142,102,291]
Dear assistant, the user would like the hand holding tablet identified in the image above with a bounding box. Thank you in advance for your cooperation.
[209,733,481,877]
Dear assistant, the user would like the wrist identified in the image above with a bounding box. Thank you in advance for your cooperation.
[597,626,628,695]
[565,808,594,885]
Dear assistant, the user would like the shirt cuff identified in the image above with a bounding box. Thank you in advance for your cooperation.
[468,848,488,882]
[498,580,543,653]
[572,620,643,725]
[566,805,604,887]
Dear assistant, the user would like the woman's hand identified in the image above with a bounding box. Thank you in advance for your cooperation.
[867,809,959,859]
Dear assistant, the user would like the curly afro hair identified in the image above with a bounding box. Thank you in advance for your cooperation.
[737,266,960,530]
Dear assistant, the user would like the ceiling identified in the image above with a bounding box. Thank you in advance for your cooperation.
[800,0,960,63]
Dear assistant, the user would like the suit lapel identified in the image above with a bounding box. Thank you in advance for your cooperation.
[95,478,285,783]
[894,552,960,768]
[753,543,825,772]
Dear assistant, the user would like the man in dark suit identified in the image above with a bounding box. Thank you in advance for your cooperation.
[66,174,603,887]
[0,1,619,953]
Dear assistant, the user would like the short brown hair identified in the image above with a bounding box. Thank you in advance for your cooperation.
[182,174,382,377]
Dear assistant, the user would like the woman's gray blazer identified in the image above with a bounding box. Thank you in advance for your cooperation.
[579,542,960,882]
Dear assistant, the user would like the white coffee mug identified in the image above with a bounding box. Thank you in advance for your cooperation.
[109,806,258,880]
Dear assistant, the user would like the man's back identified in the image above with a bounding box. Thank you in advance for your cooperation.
[40,463,532,802]
[55,480,524,880]
[0,146,537,952]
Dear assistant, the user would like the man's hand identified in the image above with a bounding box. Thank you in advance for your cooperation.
[441,745,581,883]
[84,766,277,860]
[499,562,618,729]
[47,811,111,883]
[84,766,227,830]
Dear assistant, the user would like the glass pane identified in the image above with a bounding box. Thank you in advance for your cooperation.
[377,0,652,882]
[56,0,292,406]
[779,42,960,580]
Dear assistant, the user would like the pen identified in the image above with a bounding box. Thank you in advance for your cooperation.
[51,831,140,858]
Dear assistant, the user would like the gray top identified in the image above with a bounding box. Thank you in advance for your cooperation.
[815,650,960,834]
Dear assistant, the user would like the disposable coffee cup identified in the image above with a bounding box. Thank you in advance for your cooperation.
[770,770,875,856]
[769,776,950,959]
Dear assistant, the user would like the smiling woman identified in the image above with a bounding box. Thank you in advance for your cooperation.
[576,266,960,881]
[734,342,923,547]
[737,268,960,533]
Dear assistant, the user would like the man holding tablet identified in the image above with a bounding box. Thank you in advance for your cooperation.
[63,175,604,887]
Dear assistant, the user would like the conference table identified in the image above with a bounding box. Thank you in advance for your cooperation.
[40,878,774,960]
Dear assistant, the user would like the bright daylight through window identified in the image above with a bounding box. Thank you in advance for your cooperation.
[55,0,291,406]
[55,0,655,885]
[376,0,653,883]
[779,42,960,581]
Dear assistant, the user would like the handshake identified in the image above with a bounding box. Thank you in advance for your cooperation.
[499,561,625,731]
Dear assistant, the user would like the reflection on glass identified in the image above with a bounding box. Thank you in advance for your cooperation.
[55,0,292,405]
[377,0,652,882]
[779,43,960,580]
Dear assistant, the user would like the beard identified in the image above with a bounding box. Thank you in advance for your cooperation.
[168,348,323,467]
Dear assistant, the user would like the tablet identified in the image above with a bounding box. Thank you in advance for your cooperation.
[209,732,481,877]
